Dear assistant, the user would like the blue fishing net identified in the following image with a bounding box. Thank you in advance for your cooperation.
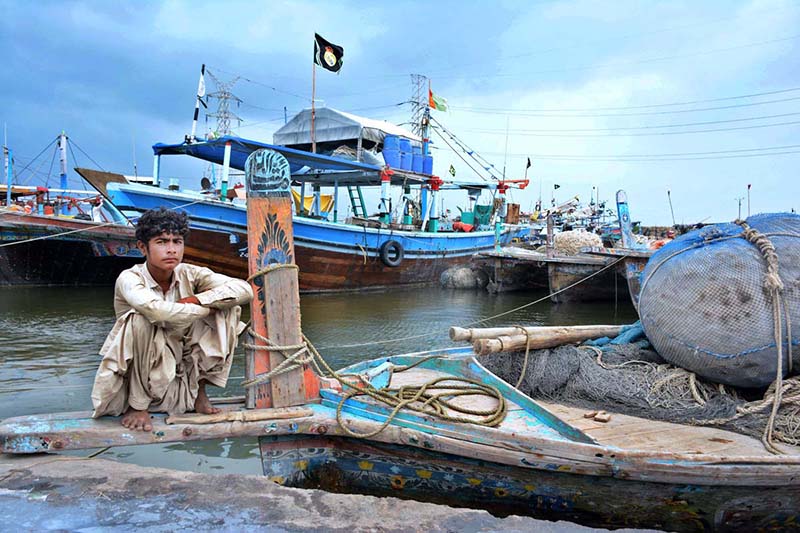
[638,213,800,388]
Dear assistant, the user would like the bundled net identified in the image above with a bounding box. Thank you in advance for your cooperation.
[553,230,602,256]
[638,213,800,388]
[482,342,800,449]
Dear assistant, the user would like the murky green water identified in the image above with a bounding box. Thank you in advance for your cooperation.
[0,286,636,475]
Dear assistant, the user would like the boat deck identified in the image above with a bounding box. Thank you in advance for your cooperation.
[540,401,800,457]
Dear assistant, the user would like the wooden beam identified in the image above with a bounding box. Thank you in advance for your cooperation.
[245,149,319,409]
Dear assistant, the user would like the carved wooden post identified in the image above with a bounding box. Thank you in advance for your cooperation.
[245,149,320,409]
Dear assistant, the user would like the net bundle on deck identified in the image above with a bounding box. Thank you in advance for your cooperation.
[481,342,800,448]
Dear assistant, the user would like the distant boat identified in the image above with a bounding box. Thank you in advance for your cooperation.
[0,134,140,287]
[94,131,529,292]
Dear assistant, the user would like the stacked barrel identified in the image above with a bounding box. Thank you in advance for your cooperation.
[382,135,434,174]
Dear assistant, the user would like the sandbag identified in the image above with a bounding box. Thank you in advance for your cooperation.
[638,213,800,388]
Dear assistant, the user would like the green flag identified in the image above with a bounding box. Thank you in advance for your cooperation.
[449,165,456,177]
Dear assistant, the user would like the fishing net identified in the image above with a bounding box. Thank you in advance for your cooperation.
[638,213,800,388]
[481,342,800,448]
[553,230,602,256]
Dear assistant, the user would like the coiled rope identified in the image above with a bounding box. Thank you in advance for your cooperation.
[240,262,508,439]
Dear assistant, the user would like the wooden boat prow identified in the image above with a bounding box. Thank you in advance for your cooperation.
[2,346,799,529]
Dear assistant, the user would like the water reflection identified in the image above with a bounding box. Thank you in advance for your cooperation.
[0,285,636,473]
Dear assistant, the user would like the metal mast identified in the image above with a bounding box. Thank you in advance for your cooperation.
[206,71,243,136]
[410,74,427,136]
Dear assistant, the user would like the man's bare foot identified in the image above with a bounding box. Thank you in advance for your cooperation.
[121,408,153,432]
[194,383,221,415]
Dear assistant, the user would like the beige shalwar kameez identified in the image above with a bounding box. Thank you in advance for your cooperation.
[91,262,253,417]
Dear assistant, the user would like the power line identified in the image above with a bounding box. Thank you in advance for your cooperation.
[439,34,800,82]
[451,95,800,118]
[436,143,800,161]
[451,87,800,114]
[464,119,800,138]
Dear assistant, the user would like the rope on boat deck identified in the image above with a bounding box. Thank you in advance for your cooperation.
[240,264,508,439]
[703,221,797,454]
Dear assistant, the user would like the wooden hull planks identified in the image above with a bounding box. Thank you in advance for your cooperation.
[0,211,141,286]
[259,435,800,531]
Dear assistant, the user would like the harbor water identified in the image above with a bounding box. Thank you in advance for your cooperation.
[0,285,637,475]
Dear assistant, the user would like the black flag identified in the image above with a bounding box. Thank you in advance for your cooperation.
[526,157,531,169]
[554,184,561,190]
[314,33,344,73]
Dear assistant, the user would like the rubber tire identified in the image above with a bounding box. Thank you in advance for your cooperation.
[379,240,404,267]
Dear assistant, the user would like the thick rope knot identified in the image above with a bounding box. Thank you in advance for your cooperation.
[736,220,784,293]
[734,218,794,454]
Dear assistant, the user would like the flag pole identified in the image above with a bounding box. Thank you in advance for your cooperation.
[311,61,317,154]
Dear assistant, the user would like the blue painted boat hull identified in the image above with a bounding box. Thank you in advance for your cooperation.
[107,183,529,291]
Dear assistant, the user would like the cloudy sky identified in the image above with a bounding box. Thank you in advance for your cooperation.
[2,0,798,225]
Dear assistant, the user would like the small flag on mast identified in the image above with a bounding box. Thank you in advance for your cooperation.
[526,157,531,169]
[314,33,344,73]
[449,165,456,177]
[429,88,448,112]
[554,184,561,190]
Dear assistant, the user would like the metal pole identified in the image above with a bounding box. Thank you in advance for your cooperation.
[190,64,205,142]
[221,141,232,201]
[4,146,11,207]
[667,189,676,226]
[311,63,317,154]
[747,184,751,217]
[59,132,69,215]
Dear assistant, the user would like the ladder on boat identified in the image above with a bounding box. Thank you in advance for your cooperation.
[348,186,366,218]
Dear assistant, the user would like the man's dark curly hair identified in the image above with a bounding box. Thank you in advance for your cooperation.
[135,207,190,244]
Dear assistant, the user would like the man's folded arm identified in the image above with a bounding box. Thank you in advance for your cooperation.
[118,274,211,327]
[193,268,254,309]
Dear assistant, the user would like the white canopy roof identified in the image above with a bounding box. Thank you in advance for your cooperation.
[273,107,421,147]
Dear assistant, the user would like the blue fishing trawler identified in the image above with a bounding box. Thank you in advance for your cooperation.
[93,108,529,292]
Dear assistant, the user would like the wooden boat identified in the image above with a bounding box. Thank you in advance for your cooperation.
[3,344,798,530]
[0,209,140,286]
[3,149,796,531]
[95,134,529,292]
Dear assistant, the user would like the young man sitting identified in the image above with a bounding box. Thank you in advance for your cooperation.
[91,207,253,431]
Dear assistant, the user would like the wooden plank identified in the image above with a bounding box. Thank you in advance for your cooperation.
[540,401,800,457]
[245,149,318,408]
[166,406,313,425]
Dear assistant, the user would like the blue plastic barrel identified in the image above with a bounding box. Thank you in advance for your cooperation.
[412,153,423,173]
[384,134,400,151]
[422,155,433,175]
[398,138,412,152]
[399,150,411,170]
[383,148,400,168]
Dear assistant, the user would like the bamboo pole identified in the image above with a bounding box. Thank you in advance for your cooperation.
[450,324,624,343]
[464,325,626,356]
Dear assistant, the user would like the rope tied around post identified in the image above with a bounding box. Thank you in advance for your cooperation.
[734,219,794,454]
[243,262,508,439]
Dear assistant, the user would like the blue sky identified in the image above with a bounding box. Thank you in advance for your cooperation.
[1,0,798,225]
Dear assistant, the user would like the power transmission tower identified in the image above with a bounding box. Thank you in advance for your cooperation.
[410,74,427,136]
[206,70,243,136]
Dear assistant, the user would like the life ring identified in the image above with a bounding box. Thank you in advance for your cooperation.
[379,240,404,267]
